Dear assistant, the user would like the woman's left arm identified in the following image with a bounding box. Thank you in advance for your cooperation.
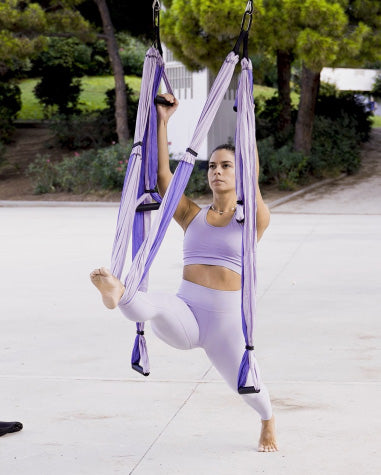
[255,145,270,241]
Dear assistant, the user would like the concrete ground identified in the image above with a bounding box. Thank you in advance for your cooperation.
[0,163,380,473]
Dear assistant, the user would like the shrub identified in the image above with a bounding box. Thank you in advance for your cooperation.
[311,116,361,176]
[34,69,82,116]
[33,38,90,116]
[28,144,131,194]
[254,88,371,189]
[255,94,297,144]
[27,143,212,196]
[83,39,110,76]
[104,84,139,133]
[27,155,60,194]
[0,82,22,143]
[257,137,308,189]
[49,84,139,150]
[0,142,6,167]
[50,113,110,150]
[315,92,372,143]
[169,159,210,196]
[371,74,381,100]
[116,32,148,76]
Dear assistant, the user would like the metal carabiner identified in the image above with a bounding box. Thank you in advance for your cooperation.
[240,1,253,32]
[152,0,161,27]
[245,0,253,15]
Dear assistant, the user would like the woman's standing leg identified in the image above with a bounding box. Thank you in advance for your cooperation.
[177,280,277,451]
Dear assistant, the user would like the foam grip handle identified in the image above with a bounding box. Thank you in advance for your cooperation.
[154,95,174,107]
[136,203,160,212]
[131,363,150,377]
[238,386,261,394]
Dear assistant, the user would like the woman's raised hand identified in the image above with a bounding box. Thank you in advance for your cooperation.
[156,93,179,123]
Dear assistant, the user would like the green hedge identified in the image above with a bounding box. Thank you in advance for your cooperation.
[28,144,131,194]
[0,82,22,143]
[27,144,210,196]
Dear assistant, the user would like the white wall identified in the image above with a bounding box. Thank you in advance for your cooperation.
[162,45,237,161]
[321,67,381,116]
[321,67,380,91]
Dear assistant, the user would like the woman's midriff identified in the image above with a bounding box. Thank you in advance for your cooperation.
[183,264,241,291]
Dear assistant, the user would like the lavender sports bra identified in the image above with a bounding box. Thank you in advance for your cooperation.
[183,206,242,274]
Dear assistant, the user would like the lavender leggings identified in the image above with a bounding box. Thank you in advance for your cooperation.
[118,279,272,420]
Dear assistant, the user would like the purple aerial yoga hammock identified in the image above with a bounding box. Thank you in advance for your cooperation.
[111,12,260,393]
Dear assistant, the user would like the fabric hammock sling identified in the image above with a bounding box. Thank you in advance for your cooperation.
[110,0,261,393]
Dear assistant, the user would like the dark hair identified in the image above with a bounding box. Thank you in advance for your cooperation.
[210,144,235,156]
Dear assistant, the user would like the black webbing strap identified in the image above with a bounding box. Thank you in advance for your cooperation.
[153,1,163,57]
[232,1,253,59]
[186,148,198,157]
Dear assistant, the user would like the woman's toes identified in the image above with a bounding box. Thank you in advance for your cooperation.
[99,267,111,276]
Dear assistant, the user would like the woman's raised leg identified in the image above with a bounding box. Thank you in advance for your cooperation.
[90,267,199,350]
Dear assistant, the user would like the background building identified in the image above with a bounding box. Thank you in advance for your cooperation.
[162,46,238,161]
[321,67,381,115]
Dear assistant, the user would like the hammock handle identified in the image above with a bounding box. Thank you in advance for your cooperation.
[131,363,150,377]
[136,202,160,212]
[238,386,260,395]
[154,95,174,107]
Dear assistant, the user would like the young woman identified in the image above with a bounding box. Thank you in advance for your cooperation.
[90,94,278,452]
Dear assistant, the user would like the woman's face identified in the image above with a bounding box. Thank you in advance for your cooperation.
[207,149,236,193]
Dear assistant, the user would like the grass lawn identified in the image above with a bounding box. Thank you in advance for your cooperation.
[371,115,381,128]
[254,84,300,106]
[18,77,299,120]
[18,76,142,120]
[18,76,380,129]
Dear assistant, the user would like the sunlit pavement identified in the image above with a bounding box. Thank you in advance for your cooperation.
[0,178,380,473]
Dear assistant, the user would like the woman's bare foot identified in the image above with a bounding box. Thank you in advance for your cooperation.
[258,415,278,452]
[90,267,125,309]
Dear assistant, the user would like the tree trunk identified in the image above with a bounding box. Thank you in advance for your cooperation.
[293,64,321,155]
[276,50,292,143]
[93,0,129,144]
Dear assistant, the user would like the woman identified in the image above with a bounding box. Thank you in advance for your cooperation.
[90,94,278,452]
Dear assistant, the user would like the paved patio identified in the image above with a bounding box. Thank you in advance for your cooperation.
[0,172,380,473]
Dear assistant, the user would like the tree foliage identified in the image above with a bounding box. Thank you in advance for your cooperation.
[161,0,381,154]
[162,0,380,73]
[0,0,93,73]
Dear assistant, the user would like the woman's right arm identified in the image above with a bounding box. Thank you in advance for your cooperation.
[156,94,200,230]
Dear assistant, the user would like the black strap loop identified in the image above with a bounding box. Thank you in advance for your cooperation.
[186,148,198,157]
[233,29,246,56]
[233,1,253,59]
[237,199,243,205]
[133,141,143,148]
[245,345,254,351]
[242,30,249,60]
[137,330,145,335]
[145,189,156,193]
[153,1,163,57]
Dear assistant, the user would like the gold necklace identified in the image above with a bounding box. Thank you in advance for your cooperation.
[210,204,236,215]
